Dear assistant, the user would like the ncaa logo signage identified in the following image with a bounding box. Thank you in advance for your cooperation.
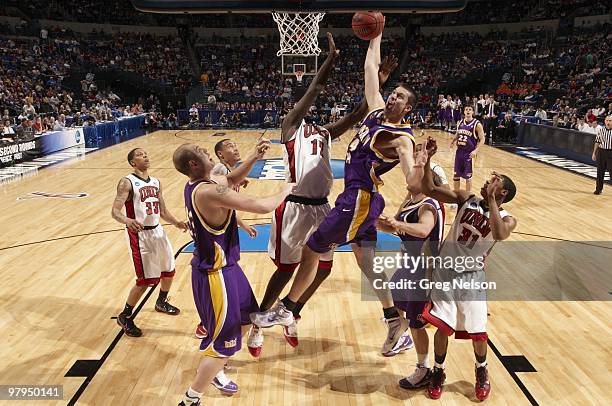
[75,130,81,143]
[247,159,345,180]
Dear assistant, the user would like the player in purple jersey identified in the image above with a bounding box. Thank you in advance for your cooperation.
[251,27,422,355]
[450,105,485,193]
[173,141,295,406]
[377,167,445,385]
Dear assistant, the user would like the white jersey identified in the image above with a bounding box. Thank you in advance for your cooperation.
[439,195,511,273]
[125,174,161,227]
[283,120,332,199]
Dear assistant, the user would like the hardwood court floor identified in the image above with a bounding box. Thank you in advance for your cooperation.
[0,129,610,405]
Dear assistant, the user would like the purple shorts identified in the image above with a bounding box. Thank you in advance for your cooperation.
[454,149,473,180]
[307,188,385,253]
[192,263,259,357]
[391,267,428,329]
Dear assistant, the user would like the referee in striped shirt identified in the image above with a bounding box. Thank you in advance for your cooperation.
[592,115,612,195]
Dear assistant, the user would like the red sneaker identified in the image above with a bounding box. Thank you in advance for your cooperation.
[283,316,300,347]
[195,323,208,339]
[475,365,491,401]
[247,325,263,357]
[427,366,446,399]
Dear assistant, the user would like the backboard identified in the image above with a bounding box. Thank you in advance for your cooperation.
[131,0,467,14]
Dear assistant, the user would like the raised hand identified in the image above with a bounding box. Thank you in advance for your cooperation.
[254,138,271,159]
[425,136,438,158]
[327,32,339,59]
[378,55,399,86]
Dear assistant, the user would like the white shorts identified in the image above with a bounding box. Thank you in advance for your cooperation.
[423,268,488,341]
[268,200,334,265]
[125,225,176,286]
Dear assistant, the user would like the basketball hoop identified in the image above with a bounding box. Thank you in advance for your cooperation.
[272,11,325,57]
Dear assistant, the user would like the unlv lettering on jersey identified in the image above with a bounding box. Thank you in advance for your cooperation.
[139,186,159,201]
[302,124,318,138]
[460,208,491,238]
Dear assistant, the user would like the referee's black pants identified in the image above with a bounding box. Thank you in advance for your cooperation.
[596,149,612,192]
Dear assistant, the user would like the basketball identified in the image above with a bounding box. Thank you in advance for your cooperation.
[352,11,385,40]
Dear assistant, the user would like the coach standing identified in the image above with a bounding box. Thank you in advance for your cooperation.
[592,115,612,195]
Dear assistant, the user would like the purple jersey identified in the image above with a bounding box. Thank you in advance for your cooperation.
[391,197,444,326]
[344,109,415,192]
[455,118,480,153]
[395,197,445,256]
[184,180,240,270]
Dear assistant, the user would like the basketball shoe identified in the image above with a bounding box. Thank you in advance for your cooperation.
[381,315,409,355]
[247,324,263,357]
[399,365,432,389]
[117,313,142,337]
[212,370,238,395]
[250,301,294,328]
[382,326,413,357]
[155,298,180,315]
[427,366,446,399]
[194,323,208,339]
[178,401,199,406]
[475,364,491,401]
[283,315,300,347]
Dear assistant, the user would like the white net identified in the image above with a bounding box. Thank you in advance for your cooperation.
[272,12,325,57]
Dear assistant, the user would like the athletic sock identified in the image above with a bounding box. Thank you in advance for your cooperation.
[281,296,296,312]
[417,353,430,369]
[157,290,168,303]
[122,303,134,317]
[293,302,305,318]
[383,306,399,319]
[259,269,294,311]
[181,387,202,405]
[435,352,447,369]
[476,360,487,368]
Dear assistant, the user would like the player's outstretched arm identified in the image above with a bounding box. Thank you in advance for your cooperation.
[225,139,270,187]
[204,183,296,215]
[379,205,436,238]
[281,32,339,142]
[326,55,398,139]
[364,31,386,111]
[111,178,143,232]
[420,137,471,205]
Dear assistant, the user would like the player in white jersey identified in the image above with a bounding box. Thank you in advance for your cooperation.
[111,148,188,337]
[412,138,517,401]
[249,33,399,355]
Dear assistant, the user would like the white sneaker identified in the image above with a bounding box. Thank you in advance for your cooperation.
[250,301,294,328]
[211,369,238,395]
[399,365,432,389]
[382,328,414,357]
[381,315,409,355]
[247,324,263,357]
